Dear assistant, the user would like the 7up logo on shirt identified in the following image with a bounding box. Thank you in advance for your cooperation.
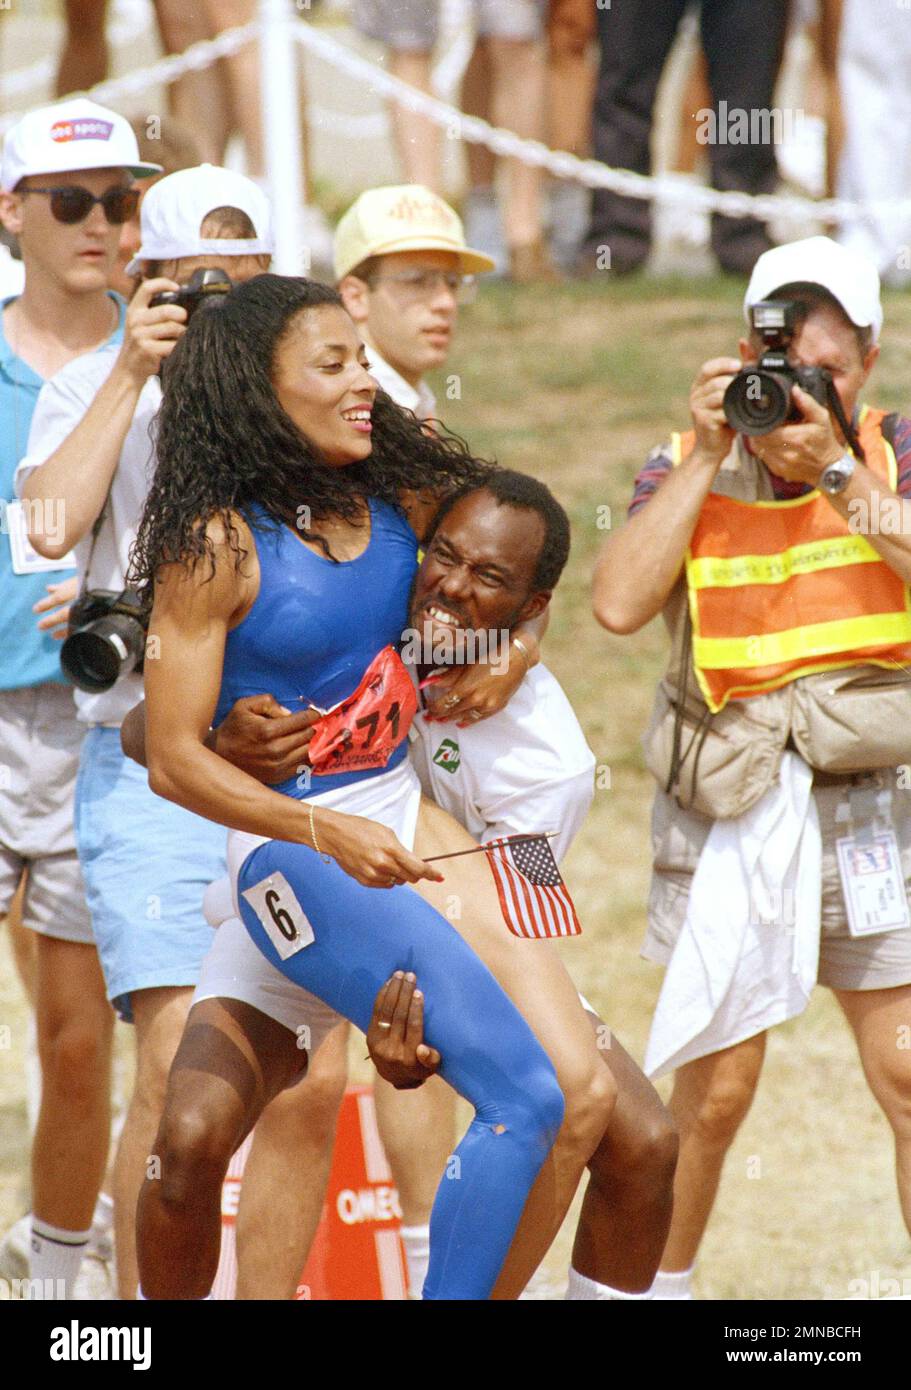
[433,738,461,774]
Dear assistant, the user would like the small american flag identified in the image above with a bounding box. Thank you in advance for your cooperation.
[484,834,582,940]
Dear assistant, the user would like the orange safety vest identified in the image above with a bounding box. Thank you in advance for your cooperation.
[673,407,911,714]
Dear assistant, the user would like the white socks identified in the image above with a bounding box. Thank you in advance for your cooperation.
[29,1218,91,1299]
[650,1267,695,1300]
[400,1223,431,1299]
[566,1267,655,1300]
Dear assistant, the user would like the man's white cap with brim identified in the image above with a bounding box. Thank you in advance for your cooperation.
[744,235,883,344]
[125,164,274,274]
[1,97,162,192]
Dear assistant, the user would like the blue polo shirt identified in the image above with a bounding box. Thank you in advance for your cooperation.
[0,292,125,692]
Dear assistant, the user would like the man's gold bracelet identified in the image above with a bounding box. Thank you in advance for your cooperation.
[511,635,532,670]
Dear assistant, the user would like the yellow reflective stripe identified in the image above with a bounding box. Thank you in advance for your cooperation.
[698,656,911,714]
[687,533,882,589]
[670,433,684,467]
[693,612,911,670]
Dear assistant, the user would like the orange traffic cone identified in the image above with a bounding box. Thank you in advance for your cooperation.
[213,1085,408,1301]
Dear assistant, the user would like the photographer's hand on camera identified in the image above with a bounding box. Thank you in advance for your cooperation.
[22,280,187,559]
[749,384,845,486]
[689,357,741,470]
[115,277,187,387]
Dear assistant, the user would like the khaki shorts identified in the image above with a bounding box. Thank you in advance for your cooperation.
[643,771,911,992]
[352,0,546,50]
[0,682,93,944]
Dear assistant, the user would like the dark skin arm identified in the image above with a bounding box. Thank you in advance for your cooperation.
[121,692,319,783]
[366,971,442,1090]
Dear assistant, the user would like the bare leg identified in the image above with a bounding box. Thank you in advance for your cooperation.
[817,0,844,199]
[152,0,231,165]
[547,0,596,157]
[485,36,549,259]
[660,1034,766,1271]
[235,1021,348,1299]
[137,996,305,1299]
[388,51,440,190]
[373,1072,456,1225]
[6,874,36,1008]
[834,984,911,1235]
[462,42,496,191]
[32,936,113,1230]
[114,986,193,1298]
[56,0,109,97]
[201,0,264,178]
[573,1024,677,1292]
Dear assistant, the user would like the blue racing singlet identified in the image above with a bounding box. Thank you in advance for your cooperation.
[215,498,418,797]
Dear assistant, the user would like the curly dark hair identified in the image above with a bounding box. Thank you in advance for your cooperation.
[425,467,571,591]
[129,274,491,594]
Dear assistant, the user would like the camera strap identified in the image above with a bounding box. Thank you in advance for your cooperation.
[665,599,714,808]
[826,381,866,463]
[82,491,111,591]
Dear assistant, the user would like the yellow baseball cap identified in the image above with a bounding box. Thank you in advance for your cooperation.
[333,184,496,281]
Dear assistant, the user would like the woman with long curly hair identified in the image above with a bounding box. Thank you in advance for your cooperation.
[131,275,613,1301]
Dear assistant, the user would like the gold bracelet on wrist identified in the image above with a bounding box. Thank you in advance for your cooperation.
[511,635,532,671]
[308,802,331,862]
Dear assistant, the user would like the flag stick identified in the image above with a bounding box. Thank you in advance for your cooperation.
[425,832,556,864]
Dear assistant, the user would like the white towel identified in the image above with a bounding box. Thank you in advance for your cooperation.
[645,752,822,1079]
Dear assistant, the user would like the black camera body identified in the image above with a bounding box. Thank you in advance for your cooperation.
[723,300,833,436]
[149,266,233,318]
[60,588,148,693]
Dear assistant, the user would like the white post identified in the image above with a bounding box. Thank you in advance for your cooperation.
[259,0,306,274]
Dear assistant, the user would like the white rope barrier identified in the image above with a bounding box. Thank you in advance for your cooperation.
[2,10,909,228]
[291,18,911,226]
[0,22,261,138]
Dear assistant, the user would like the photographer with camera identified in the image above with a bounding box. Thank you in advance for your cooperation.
[593,235,911,1298]
[16,164,279,1299]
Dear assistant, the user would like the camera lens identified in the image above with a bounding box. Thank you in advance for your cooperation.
[61,615,145,692]
[723,369,792,436]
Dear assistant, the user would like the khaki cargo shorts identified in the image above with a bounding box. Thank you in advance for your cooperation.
[643,770,911,992]
[0,682,93,943]
[352,0,546,50]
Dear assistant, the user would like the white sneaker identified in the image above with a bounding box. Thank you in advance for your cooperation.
[0,1214,29,1283]
[73,1249,117,1301]
[0,1212,117,1299]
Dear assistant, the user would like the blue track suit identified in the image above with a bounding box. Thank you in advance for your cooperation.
[224,503,564,1299]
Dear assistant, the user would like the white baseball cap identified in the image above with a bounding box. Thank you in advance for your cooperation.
[125,164,274,274]
[1,97,162,192]
[334,184,496,281]
[744,235,883,343]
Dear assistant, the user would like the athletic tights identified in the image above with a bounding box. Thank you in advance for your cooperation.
[237,838,565,1300]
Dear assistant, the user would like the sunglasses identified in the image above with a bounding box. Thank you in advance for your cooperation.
[21,184,140,225]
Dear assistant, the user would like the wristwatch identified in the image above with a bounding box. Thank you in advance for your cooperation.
[819,452,856,496]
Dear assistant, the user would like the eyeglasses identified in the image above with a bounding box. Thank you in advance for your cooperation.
[370,269,477,304]
[20,184,140,225]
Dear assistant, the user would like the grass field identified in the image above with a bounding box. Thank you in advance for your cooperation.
[3,272,911,1300]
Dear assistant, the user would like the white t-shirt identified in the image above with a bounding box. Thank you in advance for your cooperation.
[408,663,596,864]
[17,345,161,726]
[365,346,437,421]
